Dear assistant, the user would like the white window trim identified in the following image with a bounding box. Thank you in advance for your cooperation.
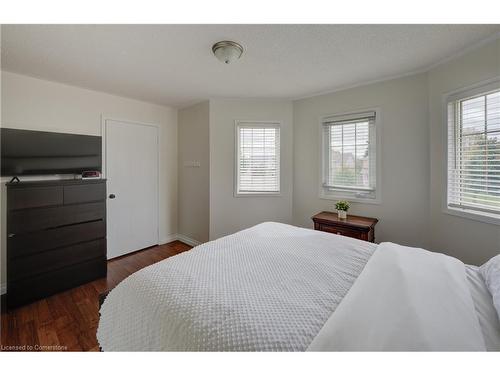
[318,108,382,204]
[234,120,282,197]
[442,77,500,226]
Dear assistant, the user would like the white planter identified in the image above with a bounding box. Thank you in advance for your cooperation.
[338,210,347,219]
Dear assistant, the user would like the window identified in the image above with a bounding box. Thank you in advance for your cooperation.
[321,110,378,201]
[235,121,280,195]
[447,83,500,221]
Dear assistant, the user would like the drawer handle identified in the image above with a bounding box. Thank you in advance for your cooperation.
[8,233,15,238]
[109,194,116,199]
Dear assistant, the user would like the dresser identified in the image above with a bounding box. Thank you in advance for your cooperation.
[312,211,378,242]
[6,179,107,308]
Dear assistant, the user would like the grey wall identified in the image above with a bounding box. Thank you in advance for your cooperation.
[182,39,499,266]
[293,73,430,248]
[178,101,210,243]
[427,38,500,265]
[209,99,294,240]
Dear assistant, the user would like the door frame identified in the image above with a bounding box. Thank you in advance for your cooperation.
[101,115,161,250]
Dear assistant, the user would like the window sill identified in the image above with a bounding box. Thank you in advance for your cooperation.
[234,191,282,198]
[444,206,500,226]
[319,190,381,205]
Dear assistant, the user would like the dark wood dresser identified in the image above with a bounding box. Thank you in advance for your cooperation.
[312,211,378,242]
[6,179,107,308]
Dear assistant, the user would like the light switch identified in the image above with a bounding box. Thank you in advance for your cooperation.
[184,161,201,168]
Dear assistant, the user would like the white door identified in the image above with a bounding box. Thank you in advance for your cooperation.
[105,119,159,259]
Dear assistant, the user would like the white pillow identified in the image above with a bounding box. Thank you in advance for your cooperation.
[480,254,500,321]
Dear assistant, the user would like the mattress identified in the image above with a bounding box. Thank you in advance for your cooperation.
[465,265,500,351]
[97,222,376,351]
[97,222,500,351]
[308,242,500,351]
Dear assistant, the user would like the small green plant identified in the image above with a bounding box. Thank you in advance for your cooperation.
[335,200,350,212]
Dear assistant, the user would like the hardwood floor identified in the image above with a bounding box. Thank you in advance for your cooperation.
[0,240,191,351]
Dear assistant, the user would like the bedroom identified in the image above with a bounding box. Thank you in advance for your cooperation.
[1,0,500,372]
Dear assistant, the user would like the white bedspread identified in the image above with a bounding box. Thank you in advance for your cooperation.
[97,222,375,351]
[464,265,500,351]
[307,242,492,351]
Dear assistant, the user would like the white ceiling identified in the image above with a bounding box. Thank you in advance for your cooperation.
[2,24,499,108]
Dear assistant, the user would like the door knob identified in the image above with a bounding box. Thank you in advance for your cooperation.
[109,194,116,199]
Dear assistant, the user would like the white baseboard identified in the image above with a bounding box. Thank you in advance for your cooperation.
[1,282,6,295]
[176,234,202,247]
[159,233,202,247]
[159,233,179,245]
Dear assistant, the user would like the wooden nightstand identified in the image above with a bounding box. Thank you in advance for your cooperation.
[312,211,378,243]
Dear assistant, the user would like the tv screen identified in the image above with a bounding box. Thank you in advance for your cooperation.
[1,128,102,176]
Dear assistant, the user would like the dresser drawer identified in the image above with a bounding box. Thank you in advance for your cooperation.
[9,239,106,281]
[8,202,105,234]
[7,186,63,210]
[7,257,107,308]
[64,182,106,204]
[8,220,106,258]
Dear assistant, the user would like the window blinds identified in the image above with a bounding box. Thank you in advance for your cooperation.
[448,89,500,214]
[237,123,280,193]
[322,111,376,195]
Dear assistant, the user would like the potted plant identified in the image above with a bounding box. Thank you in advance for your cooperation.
[335,200,350,220]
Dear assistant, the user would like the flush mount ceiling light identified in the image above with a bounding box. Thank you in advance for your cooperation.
[212,41,244,64]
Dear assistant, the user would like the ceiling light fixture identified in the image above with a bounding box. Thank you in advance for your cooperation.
[212,41,243,64]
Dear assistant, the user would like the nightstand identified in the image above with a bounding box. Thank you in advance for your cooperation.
[311,211,378,243]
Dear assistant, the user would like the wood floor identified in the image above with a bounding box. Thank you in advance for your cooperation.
[0,241,191,351]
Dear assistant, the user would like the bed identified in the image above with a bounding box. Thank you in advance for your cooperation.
[97,222,500,351]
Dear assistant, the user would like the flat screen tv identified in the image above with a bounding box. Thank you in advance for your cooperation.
[1,128,102,176]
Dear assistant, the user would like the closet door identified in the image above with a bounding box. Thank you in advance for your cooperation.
[105,119,159,259]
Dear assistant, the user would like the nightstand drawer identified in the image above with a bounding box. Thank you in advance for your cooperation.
[318,224,362,239]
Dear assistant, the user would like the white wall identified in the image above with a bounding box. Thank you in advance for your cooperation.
[209,99,294,239]
[293,73,430,248]
[178,101,210,243]
[0,71,178,290]
[428,38,500,265]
